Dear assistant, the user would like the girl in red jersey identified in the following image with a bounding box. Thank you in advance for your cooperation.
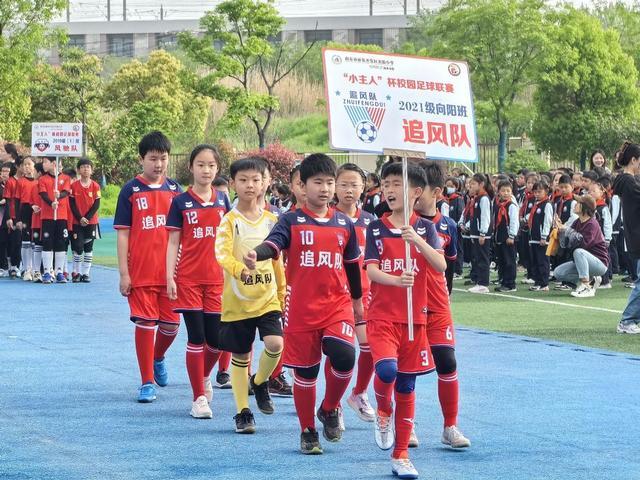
[334,164,376,424]
[16,157,36,281]
[166,145,230,418]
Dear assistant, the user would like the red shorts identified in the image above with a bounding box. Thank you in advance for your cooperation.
[174,283,222,314]
[427,311,455,348]
[368,320,434,375]
[283,320,356,369]
[128,286,179,325]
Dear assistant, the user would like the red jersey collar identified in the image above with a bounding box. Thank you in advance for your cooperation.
[335,205,360,220]
[381,211,419,230]
[187,186,216,205]
[302,206,333,219]
[136,174,166,186]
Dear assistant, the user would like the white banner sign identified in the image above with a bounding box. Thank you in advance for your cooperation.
[31,123,83,157]
[323,48,478,162]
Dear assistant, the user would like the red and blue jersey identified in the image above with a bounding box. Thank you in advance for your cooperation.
[166,187,230,285]
[336,207,376,305]
[263,207,361,332]
[364,213,442,325]
[421,211,457,261]
[113,175,182,288]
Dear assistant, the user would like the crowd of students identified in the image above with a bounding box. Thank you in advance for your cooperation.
[5,132,639,479]
[0,145,101,284]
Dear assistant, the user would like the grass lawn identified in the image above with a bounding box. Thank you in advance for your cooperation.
[92,224,638,355]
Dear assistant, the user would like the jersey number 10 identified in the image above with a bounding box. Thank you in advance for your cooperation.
[300,230,314,245]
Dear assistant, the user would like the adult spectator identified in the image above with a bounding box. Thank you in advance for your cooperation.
[553,194,609,298]
[613,142,640,334]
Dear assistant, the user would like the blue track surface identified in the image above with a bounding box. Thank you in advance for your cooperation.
[1,267,639,480]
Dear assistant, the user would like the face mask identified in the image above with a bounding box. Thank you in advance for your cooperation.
[446,187,455,195]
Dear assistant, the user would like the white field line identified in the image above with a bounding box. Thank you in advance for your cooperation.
[452,288,624,314]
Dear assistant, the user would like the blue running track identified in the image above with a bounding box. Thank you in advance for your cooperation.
[1,267,639,479]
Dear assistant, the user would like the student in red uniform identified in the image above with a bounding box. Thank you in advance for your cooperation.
[364,162,445,479]
[333,163,376,424]
[70,159,101,283]
[3,158,21,278]
[0,162,11,276]
[244,153,364,454]
[415,161,471,450]
[30,162,45,282]
[38,157,72,284]
[166,144,229,418]
[114,131,182,403]
[16,157,36,281]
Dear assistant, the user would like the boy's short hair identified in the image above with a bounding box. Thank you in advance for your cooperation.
[229,157,267,179]
[418,160,446,189]
[77,157,93,169]
[213,175,229,187]
[381,162,427,189]
[517,168,530,176]
[596,176,611,190]
[337,163,366,183]
[189,144,220,168]
[63,168,77,179]
[138,131,171,158]
[496,179,513,191]
[276,184,291,196]
[1,161,12,170]
[525,172,539,182]
[34,162,45,175]
[592,166,607,178]
[533,180,550,192]
[366,172,380,187]
[300,153,337,183]
[582,170,598,182]
[558,174,572,185]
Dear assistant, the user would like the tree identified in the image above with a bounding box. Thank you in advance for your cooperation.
[179,0,315,149]
[25,48,103,154]
[0,0,66,140]
[592,1,640,73]
[531,7,640,167]
[409,0,550,171]
[93,50,210,182]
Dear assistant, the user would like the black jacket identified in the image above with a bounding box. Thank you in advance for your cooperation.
[613,173,640,259]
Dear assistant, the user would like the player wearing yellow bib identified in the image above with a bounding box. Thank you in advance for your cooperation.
[214,157,286,434]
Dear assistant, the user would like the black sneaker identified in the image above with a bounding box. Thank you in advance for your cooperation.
[216,371,231,389]
[80,274,91,283]
[494,286,516,292]
[300,428,323,454]
[250,374,274,415]
[316,405,342,442]
[234,408,256,434]
[72,273,81,283]
[268,373,293,397]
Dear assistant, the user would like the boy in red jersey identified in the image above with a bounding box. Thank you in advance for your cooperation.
[415,161,471,451]
[114,131,182,403]
[334,163,376,424]
[16,157,36,281]
[30,162,45,282]
[166,145,229,419]
[38,157,72,284]
[365,162,445,479]
[70,158,101,283]
[244,153,363,454]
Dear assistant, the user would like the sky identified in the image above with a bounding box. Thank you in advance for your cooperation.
[57,0,629,23]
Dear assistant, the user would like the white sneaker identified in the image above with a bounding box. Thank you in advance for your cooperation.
[338,405,346,431]
[204,377,213,403]
[190,395,213,419]
[468,285,489,294]
[32,271,42,283]
[521,277,535,285]
[374,410,394,450]
[347,391,375,422]
[571,284,595,298]
[592,276,602,290]
[442,425,470,448]
[0,269,8,278]
[408,426,419,448]
[597,282,612,289]
[22,270,33,282]
[617,322,640,334]
[390,457,419,479]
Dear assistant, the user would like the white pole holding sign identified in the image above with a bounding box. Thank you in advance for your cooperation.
[323,48,478,341]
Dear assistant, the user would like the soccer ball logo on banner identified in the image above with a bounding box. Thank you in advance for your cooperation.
[356,121,377,143]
